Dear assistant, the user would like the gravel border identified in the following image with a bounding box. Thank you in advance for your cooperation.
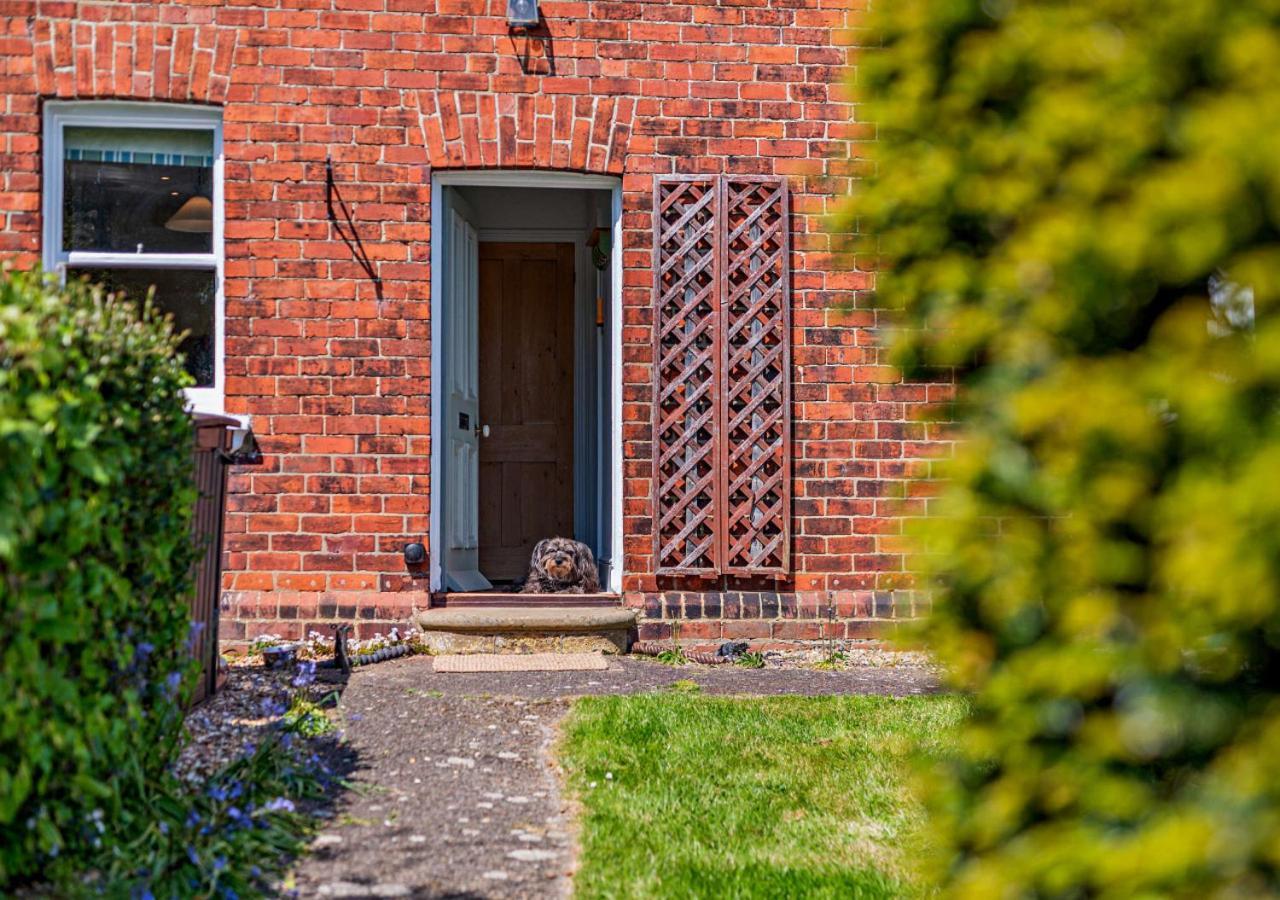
[171,667,297,784]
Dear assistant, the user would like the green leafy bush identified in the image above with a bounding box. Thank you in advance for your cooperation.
[284,694,337,739]
[853,0,1280,895]
[0,269,198,886]
[811,651,846,672]
[655,648,690,666]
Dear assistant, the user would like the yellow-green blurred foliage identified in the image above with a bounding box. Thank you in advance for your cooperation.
[850,0,1280,895]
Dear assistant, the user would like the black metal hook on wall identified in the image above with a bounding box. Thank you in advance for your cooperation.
[507,15,556,76]
[325,156,383,301]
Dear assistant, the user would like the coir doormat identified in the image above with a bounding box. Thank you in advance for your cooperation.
[432,653,610,673]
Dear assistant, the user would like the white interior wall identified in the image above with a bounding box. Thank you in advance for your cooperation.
[455,186,594,232]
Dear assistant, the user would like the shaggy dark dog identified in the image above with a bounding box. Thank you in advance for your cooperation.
[521,537,601,594]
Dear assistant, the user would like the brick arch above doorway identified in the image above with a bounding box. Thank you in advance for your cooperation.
[415,91,634,174]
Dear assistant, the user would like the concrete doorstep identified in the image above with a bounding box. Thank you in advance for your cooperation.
[413,606,637,655]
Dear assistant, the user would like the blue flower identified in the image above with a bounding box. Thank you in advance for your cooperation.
[186,810,202,827]
[227,806,243,821]
[213,855,227,872]
[207,784,228,802]
[158,821,169,835]
[164,671,183,698]
[291,660,317,687]
[264,797,295,813]
[186,845,199,866]
[135,642,155,662]
[130,885,155,900]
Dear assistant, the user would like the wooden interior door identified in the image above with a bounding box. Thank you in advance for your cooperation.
[478,242,576,582]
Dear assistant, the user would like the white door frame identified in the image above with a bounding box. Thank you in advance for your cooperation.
[428,171,624,593]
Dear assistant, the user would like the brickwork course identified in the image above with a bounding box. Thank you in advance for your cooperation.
[0,0,951,645]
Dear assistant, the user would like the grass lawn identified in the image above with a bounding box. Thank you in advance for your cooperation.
[558,691,964,899]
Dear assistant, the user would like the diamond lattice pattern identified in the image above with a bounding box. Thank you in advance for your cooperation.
[654,178,721,573]
[652,176,790,576]
[721,179,789,574]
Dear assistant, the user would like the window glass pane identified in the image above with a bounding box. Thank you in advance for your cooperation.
[77,268,216,387]
[63,126,214,254]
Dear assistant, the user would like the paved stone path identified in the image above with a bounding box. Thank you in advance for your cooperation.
[290,655,938,898]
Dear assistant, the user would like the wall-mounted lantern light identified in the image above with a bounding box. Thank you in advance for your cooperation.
[507,0,539,28]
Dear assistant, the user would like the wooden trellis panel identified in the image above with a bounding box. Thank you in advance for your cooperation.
[720,177,790,575]
[652,175,791,577]
[653,176,722,574]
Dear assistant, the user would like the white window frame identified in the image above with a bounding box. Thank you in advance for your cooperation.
[42,101,226,414]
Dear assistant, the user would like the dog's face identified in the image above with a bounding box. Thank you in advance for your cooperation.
[537,538,578,581]
[524,536,600,594]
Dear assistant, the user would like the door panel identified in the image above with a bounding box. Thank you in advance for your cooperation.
[443,191,491,591]
[478,242,575,582]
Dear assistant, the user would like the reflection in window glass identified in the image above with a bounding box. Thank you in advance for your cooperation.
[77,268,217,387]
[62,126,214,254]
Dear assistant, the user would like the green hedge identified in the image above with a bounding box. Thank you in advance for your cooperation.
[853,0,1280,895]
[0,269,198,886]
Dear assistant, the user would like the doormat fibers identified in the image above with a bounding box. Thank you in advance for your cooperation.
[432,652,609,673]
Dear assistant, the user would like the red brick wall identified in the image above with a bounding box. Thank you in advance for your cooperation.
[0,0,949,644]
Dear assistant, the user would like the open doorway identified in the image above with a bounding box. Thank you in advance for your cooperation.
[430,173,621,596]
[476,239,575,584]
